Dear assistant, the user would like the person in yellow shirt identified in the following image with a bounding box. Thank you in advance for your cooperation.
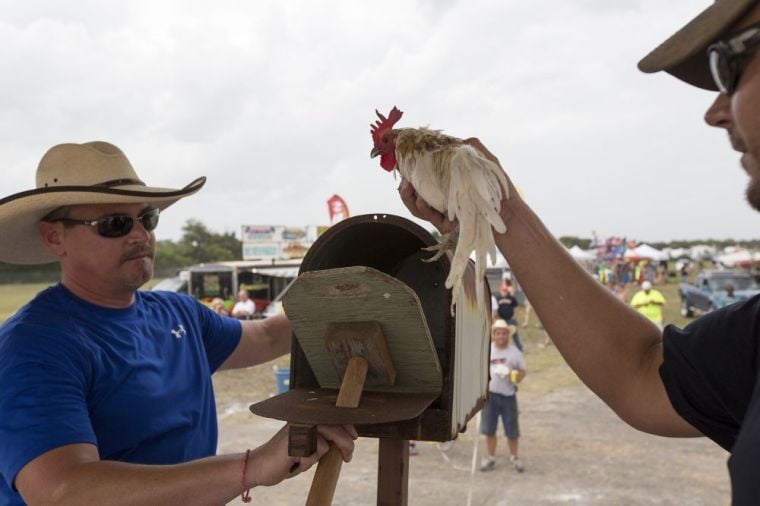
[630,281,666,330]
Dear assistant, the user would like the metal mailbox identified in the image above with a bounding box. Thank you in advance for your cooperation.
[287,213,491,441]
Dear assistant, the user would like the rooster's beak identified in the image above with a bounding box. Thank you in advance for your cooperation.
[370,147,381,158]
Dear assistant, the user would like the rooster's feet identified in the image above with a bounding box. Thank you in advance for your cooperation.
[421,233,454,263]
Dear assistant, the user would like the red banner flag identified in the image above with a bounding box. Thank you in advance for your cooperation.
[327,194,349,225]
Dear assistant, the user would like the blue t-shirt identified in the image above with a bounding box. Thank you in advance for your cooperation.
[0,284,241,505]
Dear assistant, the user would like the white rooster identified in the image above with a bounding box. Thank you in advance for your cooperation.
[370,106,509,314]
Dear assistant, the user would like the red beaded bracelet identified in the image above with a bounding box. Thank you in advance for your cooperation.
[241,449,252,503]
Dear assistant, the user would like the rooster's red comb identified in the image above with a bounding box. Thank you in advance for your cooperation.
[370,106,404,140]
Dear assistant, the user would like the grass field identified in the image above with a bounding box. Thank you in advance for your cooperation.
[0,277,691,323]
[512,279,692,396]
[0,277,692,398]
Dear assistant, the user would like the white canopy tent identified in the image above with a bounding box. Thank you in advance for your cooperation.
[568,245,596,261]
[624,244,669,262]
[716,249,758,268]
[486,250,509,269]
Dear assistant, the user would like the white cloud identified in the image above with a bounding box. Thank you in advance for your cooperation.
[0,0,756,244]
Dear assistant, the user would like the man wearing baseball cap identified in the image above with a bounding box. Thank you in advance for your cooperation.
[629,281,667,330]
[401,1,760,502]
[0,142,356,504]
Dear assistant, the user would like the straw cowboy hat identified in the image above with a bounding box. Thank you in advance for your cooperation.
[0,141,205,265]
[638,0,758,90]
[491,319,517,336]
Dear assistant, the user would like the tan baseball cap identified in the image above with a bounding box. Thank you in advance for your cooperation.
[638,0,759,90]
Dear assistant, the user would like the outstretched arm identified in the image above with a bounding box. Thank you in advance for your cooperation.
[219,313,292,370]
[400,139,699,438]
[15,424,357,505]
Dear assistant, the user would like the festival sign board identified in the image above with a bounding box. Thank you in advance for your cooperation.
[242,225,328,260]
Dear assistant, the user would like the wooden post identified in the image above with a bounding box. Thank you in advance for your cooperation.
[377,439,409,506]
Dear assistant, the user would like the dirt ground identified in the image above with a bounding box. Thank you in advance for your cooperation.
[213,356,731,506]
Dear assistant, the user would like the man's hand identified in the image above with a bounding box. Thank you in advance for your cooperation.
[248,424,358,487]
[398,179,455,234]
[398,137,514,234]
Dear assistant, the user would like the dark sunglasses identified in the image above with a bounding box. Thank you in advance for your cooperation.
[708,21,760,95]
[52,208,160,238]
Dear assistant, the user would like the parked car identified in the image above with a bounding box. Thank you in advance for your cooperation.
[678,270,760,317]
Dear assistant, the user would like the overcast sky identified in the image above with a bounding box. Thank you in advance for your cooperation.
[1,0,757,243]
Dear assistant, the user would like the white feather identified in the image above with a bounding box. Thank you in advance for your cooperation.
[396,138,508,315]
[398,151,447,211]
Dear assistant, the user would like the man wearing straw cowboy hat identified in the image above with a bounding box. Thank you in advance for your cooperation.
[402,0,760,502]
[0,141,355,505]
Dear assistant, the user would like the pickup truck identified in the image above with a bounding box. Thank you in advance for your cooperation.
[679,270,760,317]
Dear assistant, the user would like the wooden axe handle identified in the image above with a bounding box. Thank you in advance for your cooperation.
[306,356,368,506]
[305,444,343,506]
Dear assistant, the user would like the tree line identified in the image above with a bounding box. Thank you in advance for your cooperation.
[1,225,756,284]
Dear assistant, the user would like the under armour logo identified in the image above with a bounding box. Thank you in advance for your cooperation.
[171,325,187,339]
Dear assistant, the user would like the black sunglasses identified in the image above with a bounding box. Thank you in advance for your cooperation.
[708,21,760,95]
[52,208,160,238]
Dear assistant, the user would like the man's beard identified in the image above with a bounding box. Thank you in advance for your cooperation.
[728,129,760,211]
[747,177,760,211]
